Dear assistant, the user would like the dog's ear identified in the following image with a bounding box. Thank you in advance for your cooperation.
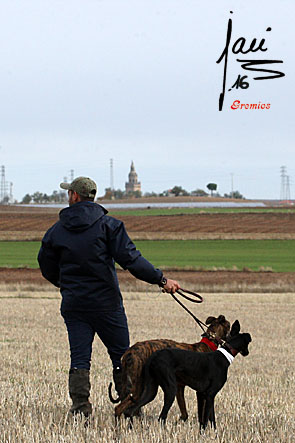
[205,316,216,325]
[217,315,225,323]
[230,320,240,336]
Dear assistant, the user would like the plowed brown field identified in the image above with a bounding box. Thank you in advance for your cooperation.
[1,206,295,239]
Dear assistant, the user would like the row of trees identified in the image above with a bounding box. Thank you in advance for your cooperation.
[103,184,244,200]
[21,191,67,204]
[21,184,244,204]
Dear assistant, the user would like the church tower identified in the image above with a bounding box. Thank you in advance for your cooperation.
[125,161,141,194]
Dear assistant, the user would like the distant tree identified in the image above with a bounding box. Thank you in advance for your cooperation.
[144,192,158,197]
[171,186,189,196]
[104,188,113,199]
[58,190,67,203]
[113,189,124,199]
[50,190,59,202]
[207,183,217,197]
[43,193,50,203]
[2,195,10,204]
[126,190,142,198]
[224,190,245,199]
[32,192,44,203]
[104,188,125,199]
[22,194,32,204]
[47,190,66,203]
[21,190,68,204]
[191,189,209,197]
[232,190,244,199]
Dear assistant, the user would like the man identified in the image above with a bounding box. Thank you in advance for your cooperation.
[38,176,180,417]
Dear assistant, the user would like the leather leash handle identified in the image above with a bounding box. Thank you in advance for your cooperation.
[176,288,203,303]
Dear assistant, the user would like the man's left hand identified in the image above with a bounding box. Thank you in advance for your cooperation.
[162,279,180,294]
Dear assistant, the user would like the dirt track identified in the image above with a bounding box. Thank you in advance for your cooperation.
[1,267,294,293]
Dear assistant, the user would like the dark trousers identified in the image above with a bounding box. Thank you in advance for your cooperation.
[62,306,130,370]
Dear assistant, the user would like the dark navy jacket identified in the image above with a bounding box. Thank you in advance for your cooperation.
[38,202,163,313]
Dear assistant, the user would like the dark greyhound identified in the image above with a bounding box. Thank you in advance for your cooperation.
[111,315,230,420]
[127,320,251,431]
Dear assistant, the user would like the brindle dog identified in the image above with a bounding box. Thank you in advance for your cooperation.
[110,315,230,420]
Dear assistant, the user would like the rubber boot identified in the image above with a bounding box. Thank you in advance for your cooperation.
[69,368,92,417]
[113,367,123,398]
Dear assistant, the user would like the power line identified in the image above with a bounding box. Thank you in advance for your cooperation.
[1,165,6,202]
[10,182,13,203]
[286,175,291,201]
[280,166,287,200]
[110,159,114,191]
[230,173,234,197]
[280,166,292,201]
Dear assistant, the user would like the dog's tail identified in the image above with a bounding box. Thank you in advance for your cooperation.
[108,374,133,404]
[108,382,120,403]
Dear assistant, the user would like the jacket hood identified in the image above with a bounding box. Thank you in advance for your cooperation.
[59,202,108,232]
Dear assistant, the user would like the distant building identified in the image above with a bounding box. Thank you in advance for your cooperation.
[125,161,141,194]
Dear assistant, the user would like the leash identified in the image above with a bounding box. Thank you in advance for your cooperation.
[168,288,207,334]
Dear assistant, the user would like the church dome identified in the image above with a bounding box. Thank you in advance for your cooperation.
[125,161,141,194]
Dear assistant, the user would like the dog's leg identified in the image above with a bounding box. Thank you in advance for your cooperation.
[158,388,177,422]
[196,391,206,426]
[197,392,215,430]
[201,394,215,431]
[197,392,216,430]
[115,396,134,418]
[176,384,188,421]
[209,401,216,430]
[128,378,159,417]
[158,376,177,423]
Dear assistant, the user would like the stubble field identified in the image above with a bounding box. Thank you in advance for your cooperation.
[1,204,295,441]
[1,290,294,442]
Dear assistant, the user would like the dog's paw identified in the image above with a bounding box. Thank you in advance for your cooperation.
[179,414,188,422]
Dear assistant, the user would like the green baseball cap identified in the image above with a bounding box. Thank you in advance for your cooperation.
[60,176,97,198]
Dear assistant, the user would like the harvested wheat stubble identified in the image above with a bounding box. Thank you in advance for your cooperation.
[0,292,294,442]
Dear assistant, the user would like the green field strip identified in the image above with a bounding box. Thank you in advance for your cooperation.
[0,240,294,272]
[0,241,41,268]
[134,240,295,272]
[108,207,295,216]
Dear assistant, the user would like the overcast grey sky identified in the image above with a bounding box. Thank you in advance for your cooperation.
[0,0,293,201]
